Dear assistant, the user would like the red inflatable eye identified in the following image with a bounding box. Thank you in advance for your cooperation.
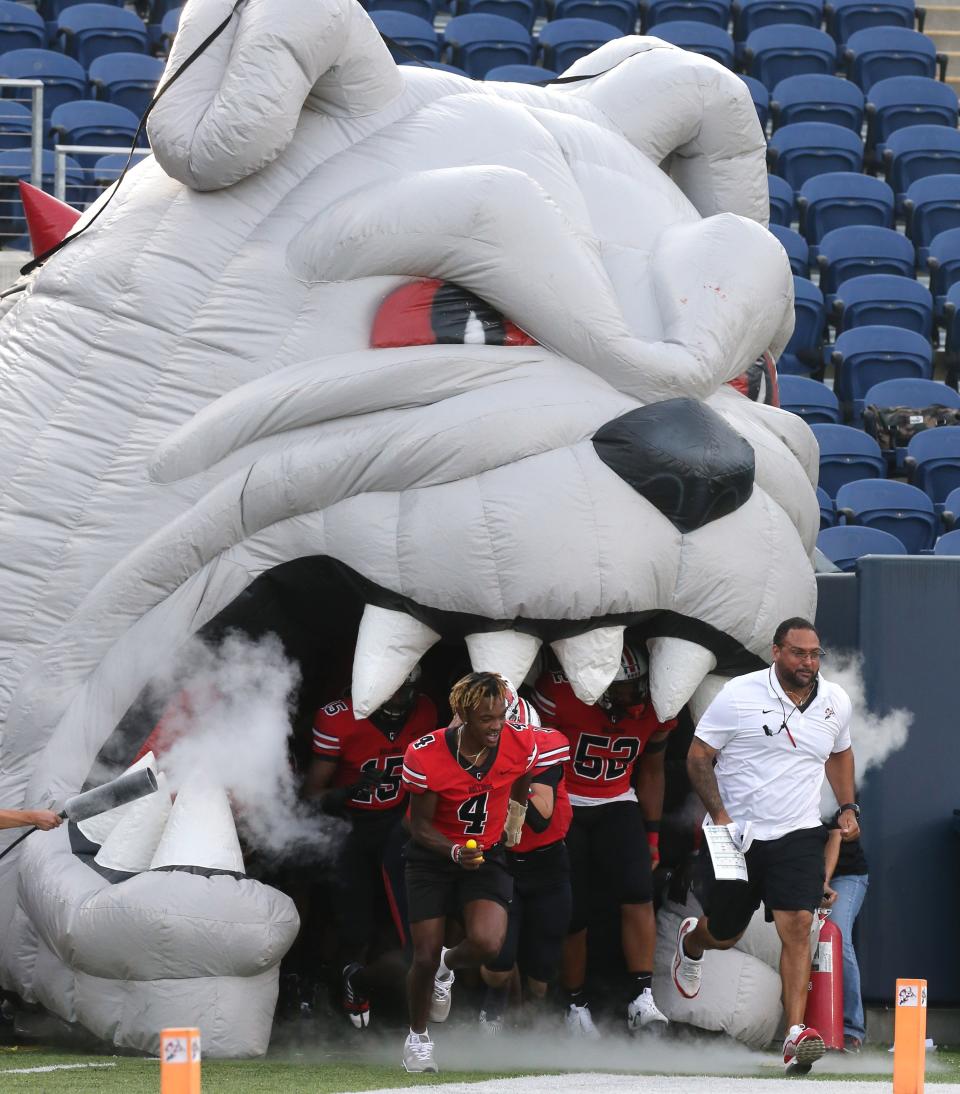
[372,279,538,349]
[728,350,779,407]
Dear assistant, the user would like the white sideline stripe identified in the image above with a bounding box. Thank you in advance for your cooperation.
[2,1062,118,1075]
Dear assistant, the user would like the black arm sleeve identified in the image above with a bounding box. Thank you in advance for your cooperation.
[525,766,562,833]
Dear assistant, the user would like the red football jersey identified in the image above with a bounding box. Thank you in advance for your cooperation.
[402,723,538,845]
[532,670,676,801]
[512,725,572,854]
[312,694,437,812]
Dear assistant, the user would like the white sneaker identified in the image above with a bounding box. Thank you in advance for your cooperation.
[672,916,703,999]
[565,1002,600,1040]
[402,1030,438,1073]
[429,948,455,1023]
[627,987,669,1031]
[783,1024,825,1075]
[479,1009,502,1035]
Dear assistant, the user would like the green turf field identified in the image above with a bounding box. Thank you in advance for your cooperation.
[1,1046,958,1092]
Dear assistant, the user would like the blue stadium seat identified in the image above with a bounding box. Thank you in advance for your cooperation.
[38,0,124,16]
[88,53,163,118]
[400,60,471,74]
[946,283,960,356]
[49,101,140,169]
[158,7,180,53]
[831,326,933,415]
[816,524,906,568]
[815,225,915,296]
[768,122,864,191]
[485,62,556,80]
[458,0,538,30]
[554,0,638,32]
[904,174,960,265]
[57,4,148,67]
[933,528,960,555]
[843,27,938,91]
[369,0,437,21]
[825,0,915,41]
[741,74,770,127]
[817,485,837,527]
[833,273,933,336]
[778,275,826,375]
[644,0,730,27]
[768,172,796,225]
[905,426,960,507]
[940,486,960,529]
[733,0,823,39]
[883,125,960,208]
[927,228,960,315]
[0,101,32,152]
[0,148,83,236]
[770,74,865,132]
[864,377,960,411]
[145,0,182,15]
[778,374,842,423]
[0,1,45,53]
[371,11,441,61]
[770,223,810,276]
[0,49,86,122]
[835,478,938,551]
[744,25,836,90]
[798,171,895,244]
[648,20,735,65]
[92,150,128,190]
[811,422,887,496]
[866,76,959,162]
[537,17,618,72]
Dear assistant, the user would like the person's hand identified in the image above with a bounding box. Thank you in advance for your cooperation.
[724,820,753,854]
[837,808,860,842]
[457,843,485,871]
[29,810,62,831]
[821,885,838,909]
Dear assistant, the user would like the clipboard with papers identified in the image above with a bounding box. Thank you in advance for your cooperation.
[703,822,752,882]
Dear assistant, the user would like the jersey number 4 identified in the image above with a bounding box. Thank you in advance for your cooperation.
[457,792,489,836]
[574,734,641,781]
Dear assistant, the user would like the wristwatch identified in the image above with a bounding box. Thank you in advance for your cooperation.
[836,803,860,819]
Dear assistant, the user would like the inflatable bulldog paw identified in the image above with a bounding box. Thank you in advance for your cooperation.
[0,0,819,1056]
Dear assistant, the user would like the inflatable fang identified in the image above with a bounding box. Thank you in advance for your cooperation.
[0,0,819,1057]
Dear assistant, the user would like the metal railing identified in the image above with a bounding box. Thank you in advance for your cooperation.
[53,144,151,204]
[0,79,43,188]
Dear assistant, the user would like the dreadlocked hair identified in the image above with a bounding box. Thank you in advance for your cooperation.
[449,672,509,718]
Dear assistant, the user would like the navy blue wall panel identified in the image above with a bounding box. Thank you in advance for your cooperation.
[855,557,960,1005]
[815,572,859,654]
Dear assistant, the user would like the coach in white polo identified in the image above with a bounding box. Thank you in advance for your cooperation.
[672,617,860,1077]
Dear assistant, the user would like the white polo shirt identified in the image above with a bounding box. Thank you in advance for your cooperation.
[695,667,852,841]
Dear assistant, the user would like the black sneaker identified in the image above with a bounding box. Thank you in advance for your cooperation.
[342,963,370,1029]
[843,1035,862,1054]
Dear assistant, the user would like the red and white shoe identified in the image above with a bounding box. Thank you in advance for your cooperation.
[672,916,703,999]
[783,1024,826,1074]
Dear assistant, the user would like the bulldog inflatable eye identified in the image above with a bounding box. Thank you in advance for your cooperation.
[372,279,538,349]
[728,351,780,407]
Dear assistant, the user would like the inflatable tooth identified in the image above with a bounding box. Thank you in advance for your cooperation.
[0,0,820,1056]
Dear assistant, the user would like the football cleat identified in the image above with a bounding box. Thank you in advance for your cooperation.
[565,1002,601,1040]
[402,1030,438,1073]
[341,962,370,1029]
[627,987,669,1031]
[479,1008,503,1035]
[429,948,455,1023]
[672,915,703,999]
[783,1024,826,1074]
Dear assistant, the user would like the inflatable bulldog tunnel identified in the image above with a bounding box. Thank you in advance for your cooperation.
[0,0,820,1057]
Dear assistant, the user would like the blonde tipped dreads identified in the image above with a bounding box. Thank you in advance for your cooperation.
[449,672,509,718]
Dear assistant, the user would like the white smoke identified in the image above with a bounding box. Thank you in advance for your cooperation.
[147,631,344,862]
[820,653,912,816]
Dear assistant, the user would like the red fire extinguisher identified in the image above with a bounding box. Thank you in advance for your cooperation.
[805,911,844,1049]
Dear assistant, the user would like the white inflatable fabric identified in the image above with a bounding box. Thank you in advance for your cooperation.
[0,0,820,1056]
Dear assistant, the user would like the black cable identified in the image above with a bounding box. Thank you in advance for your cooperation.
[18,0,247,277]
[0,827,37,863]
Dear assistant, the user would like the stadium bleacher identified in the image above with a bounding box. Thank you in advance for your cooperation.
[0,0,956,571]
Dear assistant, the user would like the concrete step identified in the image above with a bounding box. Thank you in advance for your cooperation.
[924,5,960,32]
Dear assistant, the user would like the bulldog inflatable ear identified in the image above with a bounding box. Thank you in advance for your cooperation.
[148,0,402,191]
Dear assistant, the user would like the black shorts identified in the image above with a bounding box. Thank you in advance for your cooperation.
[404,840,514,924]
[567,799,653,931]
[486,840,572,981]
[701,825,828,942]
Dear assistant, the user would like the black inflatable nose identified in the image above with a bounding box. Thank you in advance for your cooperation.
[593,398,755,534]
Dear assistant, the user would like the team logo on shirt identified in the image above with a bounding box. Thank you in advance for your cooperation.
[823,707,836,721]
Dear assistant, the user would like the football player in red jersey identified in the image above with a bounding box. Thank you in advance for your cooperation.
[304,666,436,1029]
[399,672,537,1073]
[533,645,675,1037]
[478,695,573,1033]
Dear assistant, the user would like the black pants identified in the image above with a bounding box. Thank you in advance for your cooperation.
[334,806,406,957]
[486,840,572,981]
